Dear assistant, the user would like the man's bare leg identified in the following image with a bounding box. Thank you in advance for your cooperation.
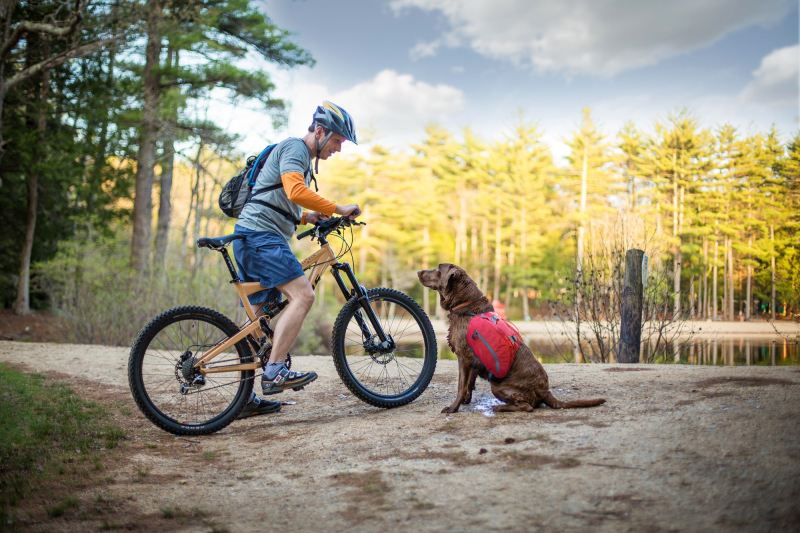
[268,275,315,363]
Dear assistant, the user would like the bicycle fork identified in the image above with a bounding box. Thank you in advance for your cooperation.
[330,263,395,353]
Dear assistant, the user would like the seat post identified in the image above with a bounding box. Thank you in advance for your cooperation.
[220,248,241,282]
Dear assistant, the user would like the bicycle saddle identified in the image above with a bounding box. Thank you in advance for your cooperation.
[197,234,245,250]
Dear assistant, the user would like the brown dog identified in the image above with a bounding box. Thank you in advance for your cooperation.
[418,263,606,414]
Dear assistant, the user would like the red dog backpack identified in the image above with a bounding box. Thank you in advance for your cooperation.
[466,312,522,378]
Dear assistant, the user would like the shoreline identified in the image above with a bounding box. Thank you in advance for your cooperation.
[429,318,800,338]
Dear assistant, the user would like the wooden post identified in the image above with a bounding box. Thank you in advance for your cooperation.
[618,249,646,363]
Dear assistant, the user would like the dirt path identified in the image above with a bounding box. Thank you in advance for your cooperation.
[1,340,798,532]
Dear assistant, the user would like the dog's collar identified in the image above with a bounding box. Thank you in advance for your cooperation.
[447,299,481,313]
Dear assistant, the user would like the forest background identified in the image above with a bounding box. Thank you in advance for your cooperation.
[1,0,799,353]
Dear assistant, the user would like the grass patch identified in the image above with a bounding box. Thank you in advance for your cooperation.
[558,457,581,468]
[203,450,216,461]
[0,364,126,519]
[45,494,79,518]
[331,471,393,522]
[160,505,182,519]
[501,451,555,470]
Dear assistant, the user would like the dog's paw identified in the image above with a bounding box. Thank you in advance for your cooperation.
[461,395,472,405]
[441,405,459,414]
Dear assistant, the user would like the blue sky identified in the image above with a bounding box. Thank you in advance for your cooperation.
[208,0,799,163]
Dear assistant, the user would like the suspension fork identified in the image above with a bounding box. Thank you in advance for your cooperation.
[329,263,394,349]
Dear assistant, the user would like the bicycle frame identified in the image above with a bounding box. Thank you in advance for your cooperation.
[193,235,392,375]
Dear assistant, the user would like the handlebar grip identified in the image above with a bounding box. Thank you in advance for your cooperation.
[350,208,361,217]
[296,227,315,240]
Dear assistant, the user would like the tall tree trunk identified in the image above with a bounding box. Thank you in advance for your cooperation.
[180,143,203,265]
[723,238,728,320]
[576,139,588,273]
[480,218,489,294]
[520,208,529,320]
[746,235,752,320]
[14,43,49,315]
[672,152,682,317]
[503,243,515,311]
[738,267,744,317]
[154,139,174,269]
[770,224,776,320]
[702,236,708,319]
[422,225,429,316]
[470,223,479,285]
[713,237,718,320]
[359,204,369,275]
[728,244,734,320]
[689,276,695,320]
[454,192,466,264]
[131,0,163,271]
[492,207,501,302]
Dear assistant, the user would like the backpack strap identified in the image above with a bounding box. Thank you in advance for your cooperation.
[248,198,301,227]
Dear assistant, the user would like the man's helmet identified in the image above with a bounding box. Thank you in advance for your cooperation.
[310,101,356,173]
[312,101,357,145]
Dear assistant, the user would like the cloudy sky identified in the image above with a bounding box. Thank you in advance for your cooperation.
[208,0,798,162]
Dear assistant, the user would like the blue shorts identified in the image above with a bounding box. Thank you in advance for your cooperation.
[231,225,305,305]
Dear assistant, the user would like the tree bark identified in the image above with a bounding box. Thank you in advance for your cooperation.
[503,243,515,311]
[618,249,645,363]
[521,208,529,320]
[770,224,776,320]
[492,207,501,302]
[713,237,718,320]
[576,139,588,273]
[728,244,735,320]
[422,225,430,316]
[154,139,173,268]
[480,218,489,294]
[702,236,708,319]
[672,151,681,317]
[131,0,163,271]
[746,235,752,320]
[14,40,49,315]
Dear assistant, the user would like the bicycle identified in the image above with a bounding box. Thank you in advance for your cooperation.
[128,215,438,436]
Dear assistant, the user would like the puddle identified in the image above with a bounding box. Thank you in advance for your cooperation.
[468,393,504,417]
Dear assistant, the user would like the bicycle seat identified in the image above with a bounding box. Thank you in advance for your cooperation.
[197,234,245,250]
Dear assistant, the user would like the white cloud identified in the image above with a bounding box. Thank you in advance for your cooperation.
[333,70,465,136]
[741,45,799,107]
[392,0,792,77]
[282,69,466,149]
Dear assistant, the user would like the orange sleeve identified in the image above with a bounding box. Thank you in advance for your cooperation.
[281,172,337,217]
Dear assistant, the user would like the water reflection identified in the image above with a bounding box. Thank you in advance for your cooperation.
[435,336,800,366]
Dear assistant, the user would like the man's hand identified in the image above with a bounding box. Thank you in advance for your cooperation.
[305,212,329,225]
[334,203,361,219]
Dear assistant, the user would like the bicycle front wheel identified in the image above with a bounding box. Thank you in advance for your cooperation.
[128,306,254,436]
[331,288,437,408]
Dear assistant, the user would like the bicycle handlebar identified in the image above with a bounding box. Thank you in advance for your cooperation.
[296,213,365,241]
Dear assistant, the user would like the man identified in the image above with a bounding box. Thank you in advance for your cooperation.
[232,101,361,419]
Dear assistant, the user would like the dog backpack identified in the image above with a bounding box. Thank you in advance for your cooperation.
[466,312,522,379]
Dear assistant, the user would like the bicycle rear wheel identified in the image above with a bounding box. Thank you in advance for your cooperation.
[128,306,254,436]
[331,288,437,408]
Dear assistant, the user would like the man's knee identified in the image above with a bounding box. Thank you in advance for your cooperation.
[299,288,315,310]
[290,284,314,311]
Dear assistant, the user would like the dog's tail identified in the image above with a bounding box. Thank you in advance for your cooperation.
[542,391,605,409]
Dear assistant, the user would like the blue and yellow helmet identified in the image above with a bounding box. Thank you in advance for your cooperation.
[312,101,357,145]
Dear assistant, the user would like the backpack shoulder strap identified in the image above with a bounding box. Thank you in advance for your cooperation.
[247,143,278,187]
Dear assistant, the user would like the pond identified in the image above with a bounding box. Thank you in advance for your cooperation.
[434,336,800,366]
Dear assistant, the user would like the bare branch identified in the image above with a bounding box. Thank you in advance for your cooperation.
[0,0,83,61]
[3,34,123,93]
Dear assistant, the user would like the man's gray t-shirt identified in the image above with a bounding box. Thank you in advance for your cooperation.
[237,138,314,241]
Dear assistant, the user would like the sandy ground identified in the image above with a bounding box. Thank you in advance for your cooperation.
[1,340,799,533]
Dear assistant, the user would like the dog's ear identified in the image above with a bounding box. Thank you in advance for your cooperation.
[443,265,462,291]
